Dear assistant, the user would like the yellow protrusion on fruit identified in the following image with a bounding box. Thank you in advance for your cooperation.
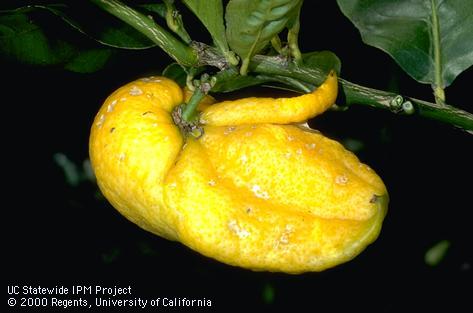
[200,71,338,126]
[89,72,388,273]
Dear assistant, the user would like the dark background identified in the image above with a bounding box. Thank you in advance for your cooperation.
[3,1,472,312]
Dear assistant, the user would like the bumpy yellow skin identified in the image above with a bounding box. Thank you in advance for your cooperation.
[89,72,388,273]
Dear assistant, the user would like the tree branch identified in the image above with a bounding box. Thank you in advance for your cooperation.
[249,55,473,133]
[88,2,472,133]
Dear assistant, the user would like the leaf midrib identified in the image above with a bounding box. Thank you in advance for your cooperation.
[243,3,282,60]
[430,0,443,89]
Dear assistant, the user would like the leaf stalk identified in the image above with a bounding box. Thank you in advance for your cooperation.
[430,0,446,104]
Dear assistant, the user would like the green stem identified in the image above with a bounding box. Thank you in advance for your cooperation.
[342,80,471,131]
[287,23,302,64]
[240,57,251,76]
[430,0,446,104]
[271,35,283,54]
[182,88,205,122]
[163,0,192,44]
[249,55,473,132]
[90,0,197,66]
[287,9,302,64]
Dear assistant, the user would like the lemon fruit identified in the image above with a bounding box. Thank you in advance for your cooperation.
[89,72,388,273]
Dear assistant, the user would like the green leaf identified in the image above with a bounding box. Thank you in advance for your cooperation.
[64,49,113,73]
[303,50,341,76]
[212,66,309,93]
[212,67,272,92]
[0,3,155,60]
[0,12,73,65]
[96,22,154,49]
[2,2,196,66]
[182,0,232,58]
[0,10,112,72]
[162,63,187,86]
[182,0,224,35]
[213,74,272,93]
[225,0,302,73]
[337,0,473,88]
[0,9,113,72]
[36,3,156,49]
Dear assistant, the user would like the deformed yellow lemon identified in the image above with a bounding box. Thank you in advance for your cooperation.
[89,72,388,273]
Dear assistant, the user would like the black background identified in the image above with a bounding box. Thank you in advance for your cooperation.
[3,1,472,312]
